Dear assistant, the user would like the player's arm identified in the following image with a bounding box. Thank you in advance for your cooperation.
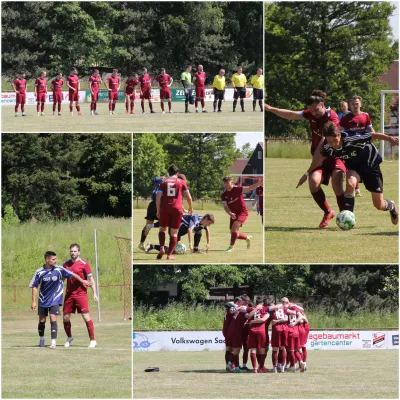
[183,191,193,214]
[372,132,399,146]
[31,287,38,310]
[104,79,110,91]
[245,304,263,319]
[252,193,259,207]
[12,82,18,93]
[243,179,262,194]
[187,227,194,252]
[89,276,98,302]
[70,272,90,287]
[222,202,236,219]
[34,81,37,96]
[117,79,121,91]
[66,79,74,91]
[168,76,173,87]
[205,228,210,252]
[264,104,303,120]
[272,316,288,325]
[249,313,270,325]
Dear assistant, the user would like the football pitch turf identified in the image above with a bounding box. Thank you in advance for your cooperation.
[133,209,264,264]
[265,158,399,263]
[2,308,132,399]
[133,350,398,398]
[1,102,263,133]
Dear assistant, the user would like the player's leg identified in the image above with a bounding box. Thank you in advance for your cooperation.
[38,308,47,347]
[213,93,218,112]
[157,225,167,259]
[241,341,249,369]
[249,349,258,373]
[125,94,130,114]
[81,311,96,347]
[130,96,135,114]
[240,89,245,112]
[108,97,113,114]
[343,169,360,212]
[75,98,82,115]
[139,219,155,250]
[40,93,45,115]
[48,306,60,349]
[227,219,240,251]
[195,95,199,112]
[160,98,165,113]
[200,93,206,112]
[166,227,179,259]
[15,96,20,116]
[141,95,145,113]
[271,346,279,372]
[218,92,223,112]
[331,157,346,211]
[371,192,398,224]
[69,100,74,115]
[257,344,267,372]
[148,96,154,113]
[193,231,202,253]
[225,344,233,370]
[63,313,74,346]
[233,90,239,112]
[167,98,172,113]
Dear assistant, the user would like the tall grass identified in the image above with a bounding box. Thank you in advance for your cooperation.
[266,139,311,159]
[133,303,399,330]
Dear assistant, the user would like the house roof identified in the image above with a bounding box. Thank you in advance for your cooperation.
[379,61,399,90]
[229,159,248,174]
[258,141,264,149]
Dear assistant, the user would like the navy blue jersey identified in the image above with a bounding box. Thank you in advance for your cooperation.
[29,266,73,308]
[151,177,165,201]
[180,214,208,234]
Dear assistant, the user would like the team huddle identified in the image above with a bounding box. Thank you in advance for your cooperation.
[11,65,264,117]
[223,295,309,373]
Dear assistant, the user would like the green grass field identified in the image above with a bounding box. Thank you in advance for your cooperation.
[2,308,131,398]
[2,102,263,133]
[133,209,264,264]
[265,159,399,263]
[133,350,398,398]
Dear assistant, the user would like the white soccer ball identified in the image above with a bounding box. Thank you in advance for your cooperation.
[336,210,356,230]
[174,243,187,255]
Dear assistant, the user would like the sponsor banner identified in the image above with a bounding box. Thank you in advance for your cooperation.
[171,88,253,102]
[2,91,86,105]
[1,92,17,104]
[133,330,399,352]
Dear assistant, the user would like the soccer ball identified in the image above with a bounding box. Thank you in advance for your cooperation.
[174,243,187,255]
[336,210,356,230]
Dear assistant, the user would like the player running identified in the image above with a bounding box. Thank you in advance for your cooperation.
[231,66,247,112]
[29,251,90,349]
[145,213,215,254]
[125,73,139,114]
[266,90,346,228]
[156,165,193,260]
[212,69,226,112]
[221,176,263,252]
[89,69,102,115]
[12,71,27,117]
[63,244,98,348]
[34,71,47,116]
[250,68,264,112]
[51,72,64,116]
[194,64,207,113]
[66,67,83,116]
[139,68,154,114]
[105,68,121,115]
[298,121,399,225]
[154,68,173,114]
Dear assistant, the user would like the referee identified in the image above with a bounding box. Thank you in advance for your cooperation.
[212,69,226,112]
[181,65,193,113]
[231,66,247,112]
[250,68,264,112]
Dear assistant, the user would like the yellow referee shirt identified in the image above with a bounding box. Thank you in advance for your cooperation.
[213,75,226,90]
[231,73,246,87]
[250,74,264,89]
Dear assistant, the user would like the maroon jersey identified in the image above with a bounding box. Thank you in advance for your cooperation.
[107,76,120,92]
[221,185,247,215]
[340,112,372,134]
[139,74,151,90]
[155,74,171,88]
[14,78,27,93]
[63,258,92,296]
[35,78,47,93]
[248,306,270,333]
[256,186,263,205]
[89,75,101,92]
[290,304,309,329]
[67,75,79,92]
[125,78,138,94]
[270,307,288,332]
[158,177,189,211]
[301,107,340,154]
[194,72,206,88]
[51,78,63,92]
[223,307,235,335]
[230,308,247,334]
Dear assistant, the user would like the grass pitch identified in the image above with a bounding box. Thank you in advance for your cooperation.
[2,102,263,133]
[2,308,132,398]
[133,209,264,264]
[133,350,398,399]
[265,159,399,263]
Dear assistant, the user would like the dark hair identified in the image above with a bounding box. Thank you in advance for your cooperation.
[70,243,80,251]
[93,69,99,73]
[113,68,118,73]
[168,164,179,176]
[57,72,62,75]
[44,251,56,259]
[19,71,25,75]
[71,67,78,72]
[306,90,327,106]
[351,95,362,103]
[203,213,215,223]
[223,176,233,183]
[255,296,264,305]
[240,294,250,302]
[323,121,340,137]
[234,296,242,303]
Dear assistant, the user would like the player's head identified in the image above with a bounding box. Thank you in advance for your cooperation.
[142,68,148,74]
[323,121,342,149]
[219,69,225,76]
[69,243,81,260]
[198,64,203,72]
[201,214,215,227]
[93,69,99,77]
[18,72,26,78]
[177,173,187,182]
[350,96,362,113]
[44,251,57,266]
[186,65,192,72]
[168,164,179,176]
[40,71,47,78]
[281,297,290,306]
[237,66,243,74]
[240,294,250,305]
[56,72,63,79]
[257,68,262,76]
[71,67,78,75]
[161,68,166,75]
[255,296,264,306]
[340,100,348,113]
[233,296,241,305]
[306,90,327,119]
[112,68,118,77]
[223,176,234,190]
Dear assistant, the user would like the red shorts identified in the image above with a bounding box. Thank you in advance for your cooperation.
[248,330,267,349]
[140,88,151,100]
[312,157,346,186]
[230,211,248,229]
[223,330,233,347]
[36,92,46,103]
[231,331,244,348]
[16,93,26,104]
[159,208,183,230]
[109,91,119,101]
[300,324,310,346]
[91,91,99,102]
[196,87,205,99]
[53,91,62,103]
[160,88,171,100]
[286,335,300,350]
[125,91,136,100]
[242,324,249,347]
[63,295,89,314]
[69,91,79,102]
[271,329,287,348]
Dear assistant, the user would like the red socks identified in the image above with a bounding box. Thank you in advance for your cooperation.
[76,104,81,112]
[161,102,165,112]
[311,188,330,213]
[272,350,278,366]
[85,320,95,340]
[230,232,238,246]
[201,99,205,108]
[70,105,73,112]
[41,103,45,112]
[168,102,172,111]
[141,101,145,112]
[126,102,129,112]
[295,350,303,362]
[168,236,178,255]
[159,231,166,247]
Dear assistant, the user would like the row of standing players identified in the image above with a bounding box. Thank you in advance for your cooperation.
[12,66,264,116]
[223,295,309,373]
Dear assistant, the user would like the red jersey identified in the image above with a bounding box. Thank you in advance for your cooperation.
[194,72,206,88]
[247,306,270,333]
[270,307,288,332]
[223,307,235,334]
[256,185,263,204]
[107,76,120,92]
[158,177,189,211]
[139,74,151,90]
[14,78,27,93]
[63,258,92,296]
[290,304,309,329]
[89,75,101,92]
[230,307,247,333]
[221,185,247,215]
[67,75,79,91]
[125,78,138,94]
[340,112,372,134]
[51,78,63,92]
[35,78,47,93]
[155,74,171,88]
[301,107,340,154]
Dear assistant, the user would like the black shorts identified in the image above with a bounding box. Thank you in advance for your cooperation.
[184,88,194,104]
[38,305,60,317]
[144,200,158,221]
[234,87,246,99]
[253,88,263,100]
[177,225,188,241]
[214,89,224,101]
[350,163,384,193]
